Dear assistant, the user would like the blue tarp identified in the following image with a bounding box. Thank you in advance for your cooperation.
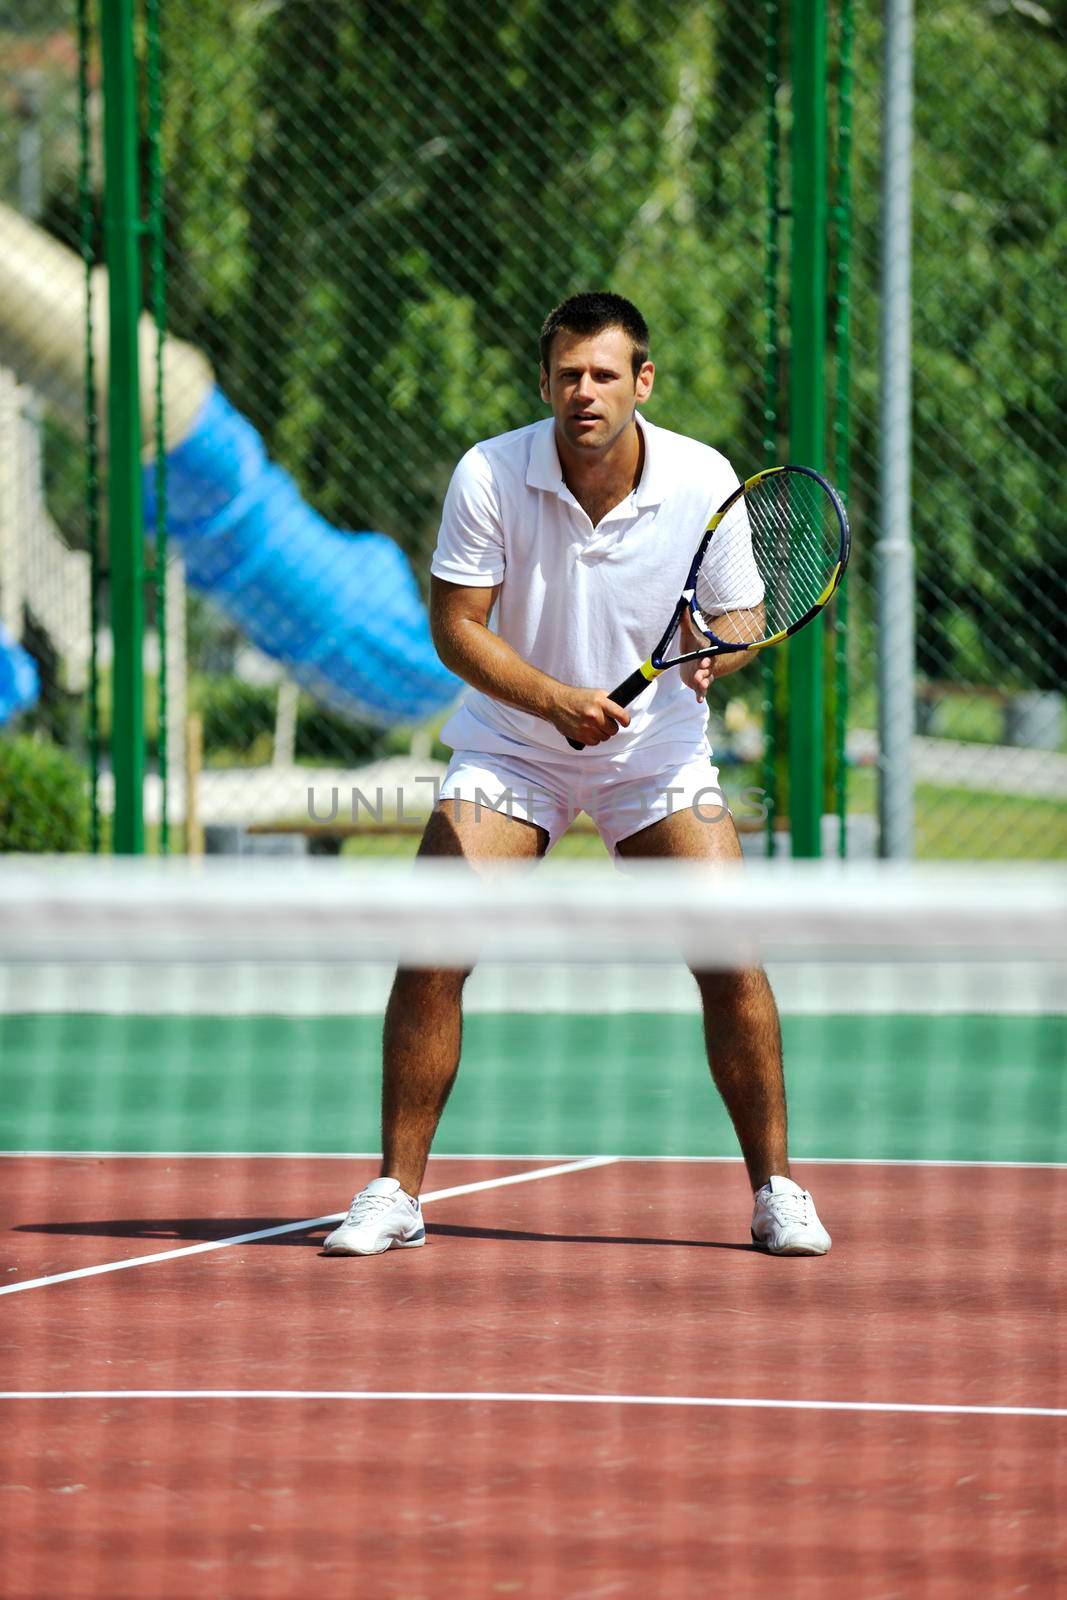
[0,622,39,726]
[143,386,460,727]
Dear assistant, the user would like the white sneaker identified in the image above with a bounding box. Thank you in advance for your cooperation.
[751,1176,831,1255]
[323,1177,426,1256]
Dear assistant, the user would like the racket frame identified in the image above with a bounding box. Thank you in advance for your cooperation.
[567,464,850,748]
[619,463,849,689]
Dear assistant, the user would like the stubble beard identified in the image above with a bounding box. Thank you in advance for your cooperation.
[560,404,636,456]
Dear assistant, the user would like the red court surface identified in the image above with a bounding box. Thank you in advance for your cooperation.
[2,1155,1064,1598]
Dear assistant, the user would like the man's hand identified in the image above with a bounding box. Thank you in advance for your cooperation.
[550,686,631,747]
[679,612,716,704]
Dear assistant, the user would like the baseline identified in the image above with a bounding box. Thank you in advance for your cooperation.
[0,1389,1063,1420]
[0,1154,616,1299]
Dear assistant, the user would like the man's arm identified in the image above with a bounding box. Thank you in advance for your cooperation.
[430,577,630,747]
[679,606,764,702]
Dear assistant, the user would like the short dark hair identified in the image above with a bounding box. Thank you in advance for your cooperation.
[539,292,650,379]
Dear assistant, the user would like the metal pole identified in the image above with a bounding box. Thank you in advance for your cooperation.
[831,0,856,858]
[877,0,915,857]
[762,0,782,857]
[788,0,828,858]
[100,0,145,853]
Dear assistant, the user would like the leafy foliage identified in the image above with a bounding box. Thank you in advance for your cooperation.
[2,0,1063,806]
[0,735,89,851]
[840,1,1065,690]
[158,2,767,573]
[151,0,1065,688]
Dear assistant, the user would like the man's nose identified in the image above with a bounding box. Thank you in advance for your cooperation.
[575,373,597,401]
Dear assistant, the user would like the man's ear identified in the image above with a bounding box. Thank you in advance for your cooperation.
[539,364,550,404]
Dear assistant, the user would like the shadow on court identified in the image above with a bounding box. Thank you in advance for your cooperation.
[425,1222,758,1251]
[14,1218,333,1245]
[13,1217,758,1252]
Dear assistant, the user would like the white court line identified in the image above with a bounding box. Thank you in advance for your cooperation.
[0,1155,616,1300]
[2,1151,1065,1170]
[0,1389,1062,1421]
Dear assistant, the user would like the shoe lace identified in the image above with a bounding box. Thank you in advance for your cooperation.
[343,1191,396,1225]
[765,1189,812,1226]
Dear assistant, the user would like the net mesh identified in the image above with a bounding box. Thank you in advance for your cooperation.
[1,860,1064,1596]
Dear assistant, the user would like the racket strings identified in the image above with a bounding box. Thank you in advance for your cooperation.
[694,475,842,644]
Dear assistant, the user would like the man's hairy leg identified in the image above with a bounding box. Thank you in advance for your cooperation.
[616,802,789,1191]
[381,802,547,1196]
[691,965,789,1191]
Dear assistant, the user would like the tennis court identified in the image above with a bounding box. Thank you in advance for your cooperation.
[2,864,1064,1598]
[1,4,1064,1596]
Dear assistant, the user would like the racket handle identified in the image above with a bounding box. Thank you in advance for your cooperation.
[610,665,656,709]
[566,665,655,751]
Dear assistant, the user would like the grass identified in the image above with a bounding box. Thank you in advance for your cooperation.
[849,681,1067,753]
[330,790,1065,863]
[844,771,1067,861]
[88,749,1064,864]
[76,678,1066,862]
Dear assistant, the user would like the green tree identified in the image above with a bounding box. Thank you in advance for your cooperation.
[842,1,1065,691]
[160,1,769,567]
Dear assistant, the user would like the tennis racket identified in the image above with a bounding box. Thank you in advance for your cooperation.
[566,464,850,749]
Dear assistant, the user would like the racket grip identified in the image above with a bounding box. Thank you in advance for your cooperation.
[566,665,654,751]
[610,665,656,709]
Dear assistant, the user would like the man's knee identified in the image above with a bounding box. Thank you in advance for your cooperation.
[693,966,770,1007]
[391,966,470,1006]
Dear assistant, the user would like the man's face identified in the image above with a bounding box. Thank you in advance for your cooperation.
[540,326,654,455]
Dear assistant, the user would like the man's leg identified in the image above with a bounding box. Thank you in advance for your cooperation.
[615,803,789,1192]
[381,802,548,1197]
[616,793,830,1253]
[324,789,554,1257]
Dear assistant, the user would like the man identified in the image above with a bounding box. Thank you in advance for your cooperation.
[325,292,830,1259]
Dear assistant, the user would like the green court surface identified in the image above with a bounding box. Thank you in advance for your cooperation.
[3,1012,1064,1164]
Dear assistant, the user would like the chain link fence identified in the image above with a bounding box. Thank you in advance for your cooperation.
[0,0,1063,858]
[845,0,1066,857]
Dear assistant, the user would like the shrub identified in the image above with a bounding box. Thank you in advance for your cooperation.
[196,676,276,758]
[0,736,90,852]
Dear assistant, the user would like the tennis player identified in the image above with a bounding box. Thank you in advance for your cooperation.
[325,292,831,1259]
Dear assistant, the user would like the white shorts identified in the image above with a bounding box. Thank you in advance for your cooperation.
[438,744,729,855]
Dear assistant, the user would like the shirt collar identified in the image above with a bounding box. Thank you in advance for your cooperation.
[526,419,565,492]
[632,413,665,507]
[526,412,666,507]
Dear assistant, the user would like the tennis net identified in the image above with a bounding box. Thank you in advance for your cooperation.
[1,859,1064,1599]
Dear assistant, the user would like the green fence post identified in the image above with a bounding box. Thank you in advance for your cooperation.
[762,0,783,857]
[788,0,828,858]
[100,0,145,853]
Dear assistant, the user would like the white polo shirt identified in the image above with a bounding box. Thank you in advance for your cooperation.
[431,412,751,767]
